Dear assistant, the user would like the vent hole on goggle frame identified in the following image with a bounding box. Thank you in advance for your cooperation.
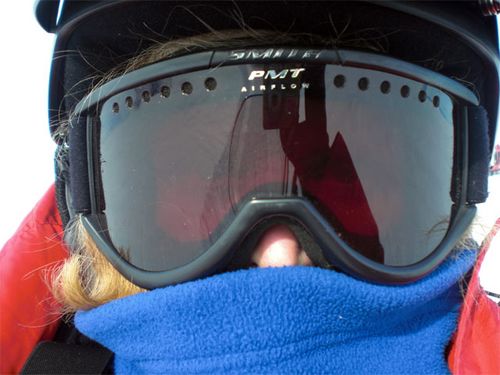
[142,91,151,103]
[112,102,119,113]
[400,85,410,98]
[125,96,133,108]
[160,86,171,98]
[418,90,427,103]
[333,74,346,88]
[205,77,217,91]
[433,96,440,107]
[380,81,391,94]
[358,77,369,91]
[182,82,193,95]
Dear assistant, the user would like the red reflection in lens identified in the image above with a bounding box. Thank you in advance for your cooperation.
[154,139,287,242]
[155,174,224,242]
[281,121,383,262]
[153,90,383,262]
[154,168,285,243]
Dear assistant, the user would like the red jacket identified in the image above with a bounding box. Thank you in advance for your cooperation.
[448,218,500,374]
[0,186,499,374]
[0,186,67,374]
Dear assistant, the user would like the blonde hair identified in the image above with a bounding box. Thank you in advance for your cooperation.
[53,217,144,313]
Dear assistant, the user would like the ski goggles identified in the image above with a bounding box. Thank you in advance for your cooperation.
[68,48,485,289]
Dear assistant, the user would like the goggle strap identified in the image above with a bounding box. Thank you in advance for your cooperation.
[467,105,490,204]
[293,223,332,269]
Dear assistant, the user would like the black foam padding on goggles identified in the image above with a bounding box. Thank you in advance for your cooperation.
[467,105,490,203]
[69,116,91,214]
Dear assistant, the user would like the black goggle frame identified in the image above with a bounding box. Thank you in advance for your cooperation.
[68,48,479,289]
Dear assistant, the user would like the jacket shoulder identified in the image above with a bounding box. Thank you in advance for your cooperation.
[0,185,68,374]
[448,218,500,374]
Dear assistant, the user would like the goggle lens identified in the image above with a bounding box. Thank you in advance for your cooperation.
[98,64,455,272]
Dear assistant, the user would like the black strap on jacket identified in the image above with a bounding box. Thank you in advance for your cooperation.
[21,319,114,374]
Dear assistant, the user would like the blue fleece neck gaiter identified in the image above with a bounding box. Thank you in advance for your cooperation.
[76,250,475,375]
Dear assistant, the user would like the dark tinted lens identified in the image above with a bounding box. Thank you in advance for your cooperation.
[98,64,455,271]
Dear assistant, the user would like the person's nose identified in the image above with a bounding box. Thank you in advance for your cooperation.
[251,225,313,267]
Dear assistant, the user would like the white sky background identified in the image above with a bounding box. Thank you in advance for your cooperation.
[0,2,55,245]
[0,3,498,257]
